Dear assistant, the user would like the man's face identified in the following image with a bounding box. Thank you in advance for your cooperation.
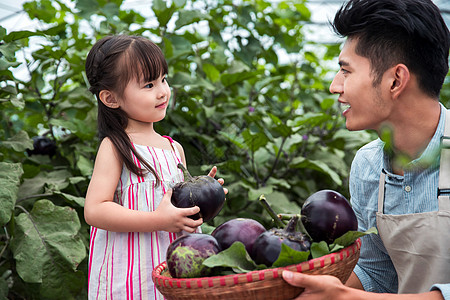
[329,38,392,132]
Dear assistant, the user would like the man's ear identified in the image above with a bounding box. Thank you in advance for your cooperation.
[99,90,120,108]
[389,64,410,99]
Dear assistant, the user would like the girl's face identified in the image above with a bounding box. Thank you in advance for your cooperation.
[118,74,171,125]
[329,38,393,132]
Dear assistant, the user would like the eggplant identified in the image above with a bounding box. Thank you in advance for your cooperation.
[166,233,221,278]
[211,218,266,254]
[171,163,225,222]
[251,216,311,267]
[301,189,357,244]
[27,136,56,157]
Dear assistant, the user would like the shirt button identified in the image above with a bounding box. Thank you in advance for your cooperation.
[405,186,411,192]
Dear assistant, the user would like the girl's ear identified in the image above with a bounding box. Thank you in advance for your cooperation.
[99,90,120,108]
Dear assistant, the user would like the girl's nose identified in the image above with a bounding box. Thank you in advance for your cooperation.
[157,85,167,99]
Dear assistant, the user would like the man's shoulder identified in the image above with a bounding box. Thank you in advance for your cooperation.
[354,138,384,160]
[350,138,385,178]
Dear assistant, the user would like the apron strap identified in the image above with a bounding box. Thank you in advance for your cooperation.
[378,170,387,213]
[438,109,450,211]
[438,109,450,192]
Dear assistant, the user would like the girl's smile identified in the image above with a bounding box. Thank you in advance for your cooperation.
[156,100,168,109]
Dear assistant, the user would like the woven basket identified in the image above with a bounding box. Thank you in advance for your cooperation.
[152,238,361,300]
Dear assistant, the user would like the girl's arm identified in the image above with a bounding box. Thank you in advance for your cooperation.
[84,137,202,233]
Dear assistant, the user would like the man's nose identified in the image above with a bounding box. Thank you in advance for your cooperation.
[329,72,343,95]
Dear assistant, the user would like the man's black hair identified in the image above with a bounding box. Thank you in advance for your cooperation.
[332,0,450,98]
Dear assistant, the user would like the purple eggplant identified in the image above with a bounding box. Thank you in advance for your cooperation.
[211,218,266,254]
[301,189,357,244]
[251,216,311,267]
[166,233,221,278]
[171,163,225,222]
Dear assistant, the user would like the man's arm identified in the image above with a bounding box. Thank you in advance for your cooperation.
[346,271,364,289]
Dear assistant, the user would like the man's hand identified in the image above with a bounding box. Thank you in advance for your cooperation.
[282,271,348,300]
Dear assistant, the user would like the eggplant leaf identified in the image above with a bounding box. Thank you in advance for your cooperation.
[310,241,330,259]
[331,227,378,248]
[202,242,263,273]
[272,243,310,267]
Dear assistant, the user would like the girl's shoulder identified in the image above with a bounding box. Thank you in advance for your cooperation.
[96,137,122,163]
[163,136,186,164]
[162,135,181,149]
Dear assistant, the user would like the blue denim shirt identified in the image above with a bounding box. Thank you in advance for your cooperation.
[349,103,450,298]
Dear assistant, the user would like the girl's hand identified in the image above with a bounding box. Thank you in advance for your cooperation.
[207,166,228,195]
[156,189,203,233]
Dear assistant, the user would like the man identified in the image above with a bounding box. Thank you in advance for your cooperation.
[283,0,450,299]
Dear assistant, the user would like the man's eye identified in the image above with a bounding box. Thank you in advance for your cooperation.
[341,68,349,74]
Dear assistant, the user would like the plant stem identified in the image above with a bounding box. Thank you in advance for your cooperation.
[278,213,301,221]
[177,163,193,180]
[259,195,285,228]
[285,215,299,233]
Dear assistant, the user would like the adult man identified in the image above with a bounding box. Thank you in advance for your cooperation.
[283,0,450,299]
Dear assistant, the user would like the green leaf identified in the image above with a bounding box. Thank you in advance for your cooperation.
[248,186,273,201]
[200,223,216,235]
[264,192,300,215]
[0,131,33,152]
[10,200,86,284]
[152,0,176,27]
[310,241,330,259]
[175,10,209,30]
[0,276,8,300]
[0,162,23,226]
[17,170,71,200]
[40,262,85,299]
[3,30,44,43]
[221,70,261,87]
[291,157,342,186]
[76,154,93,177]
[272,243,310,267]
[54,191,85,207]
[203,242,260,273]
[0,26,6,40]
[242,129,269,152]
[331,227,378,248]
[202,63,220,83]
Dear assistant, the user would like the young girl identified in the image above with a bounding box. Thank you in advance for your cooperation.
[84,35,224,299]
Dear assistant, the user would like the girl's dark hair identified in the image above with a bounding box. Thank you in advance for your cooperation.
[332,0,450,98]
[85,35,168,181]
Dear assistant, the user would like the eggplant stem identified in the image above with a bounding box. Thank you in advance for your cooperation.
[279,213,308,235]
[177,163,193,180]
[259,194,285,228]
[285,215,299,233]
[278,213,300,221]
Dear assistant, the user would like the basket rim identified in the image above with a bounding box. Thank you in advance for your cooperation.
[152,238,361,289]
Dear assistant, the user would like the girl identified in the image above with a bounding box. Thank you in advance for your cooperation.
[84,35,224,299]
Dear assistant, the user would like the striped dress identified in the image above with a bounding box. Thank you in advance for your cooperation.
[88,136,185,300]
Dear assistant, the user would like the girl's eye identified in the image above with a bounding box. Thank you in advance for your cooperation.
[144,83,154,88]
[162,76,168,84]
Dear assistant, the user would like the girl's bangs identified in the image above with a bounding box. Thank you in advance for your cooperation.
[126,40,168,84]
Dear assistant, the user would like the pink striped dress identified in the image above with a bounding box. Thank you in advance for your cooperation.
[88,136,185,299]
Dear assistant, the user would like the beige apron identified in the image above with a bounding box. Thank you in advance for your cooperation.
[376,109,450,294]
